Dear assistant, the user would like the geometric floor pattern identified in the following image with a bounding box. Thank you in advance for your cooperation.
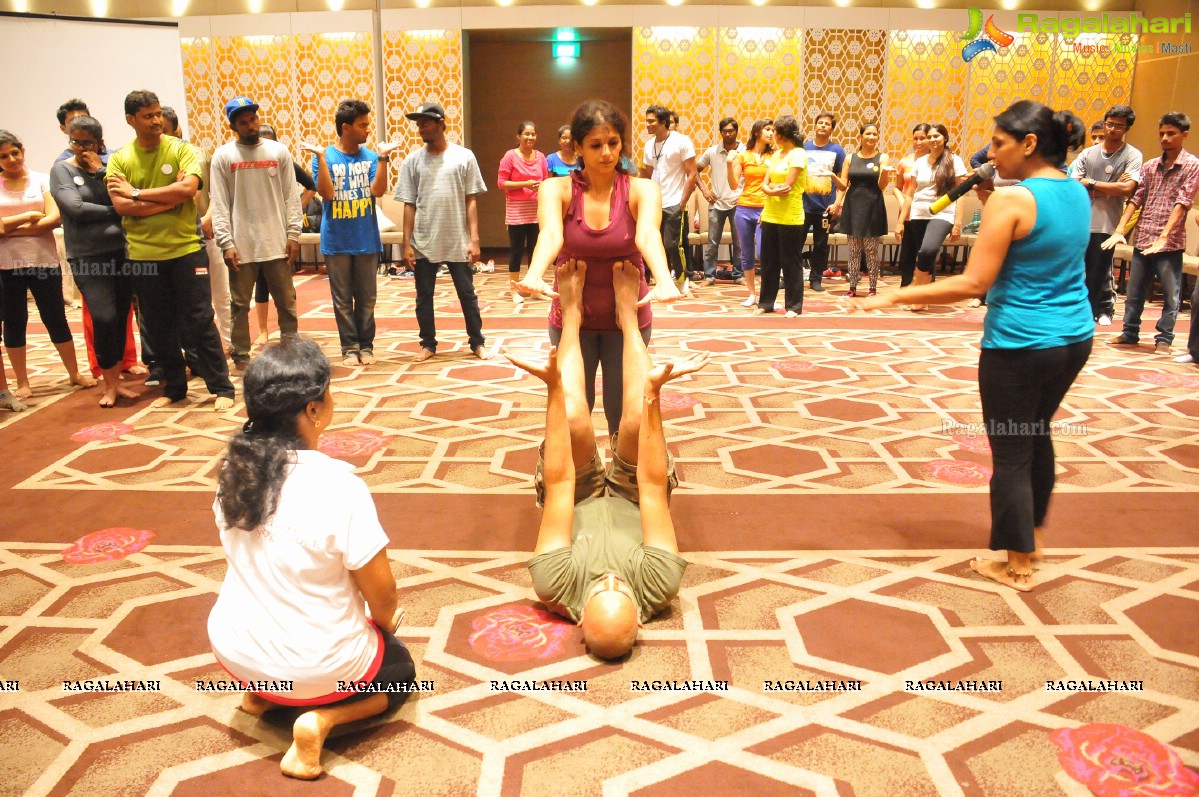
[2,543,1198,796]
[2,266,1198,795]
[11,323,1199,495]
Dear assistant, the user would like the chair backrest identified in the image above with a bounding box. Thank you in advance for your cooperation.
[883,191,901,227]
[690,190,711,233]
[958,192,983,225]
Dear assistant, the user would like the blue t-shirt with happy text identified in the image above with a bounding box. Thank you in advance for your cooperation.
[313,146,381,256]
[802,140,846,216]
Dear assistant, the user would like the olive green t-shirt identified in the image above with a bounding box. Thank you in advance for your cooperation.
[106,135,203,261]
[528,495,687,624]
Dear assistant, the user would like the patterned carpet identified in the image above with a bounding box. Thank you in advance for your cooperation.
[2,269,1197,796]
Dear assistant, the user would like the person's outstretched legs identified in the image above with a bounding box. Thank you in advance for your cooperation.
[613,260,651,467]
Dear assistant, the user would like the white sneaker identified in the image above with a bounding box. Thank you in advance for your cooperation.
[1174,352,1194,364]
[513,293,524,304]
[1098,314,1112,326]
[741,296,756,307]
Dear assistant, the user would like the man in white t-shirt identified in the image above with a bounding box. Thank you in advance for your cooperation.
[640,105,697,281]
[696,118,744,285]
[396,102,490,363]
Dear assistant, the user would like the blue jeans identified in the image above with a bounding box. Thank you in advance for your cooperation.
[414,259,485,352]
[1121,248,1183,345]
[732,206,762,274]
[703,206,740,277]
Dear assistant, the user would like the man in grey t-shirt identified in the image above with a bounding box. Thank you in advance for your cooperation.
[396,102,489,362]
[516,259,706,660]
[1073,104,1143,325]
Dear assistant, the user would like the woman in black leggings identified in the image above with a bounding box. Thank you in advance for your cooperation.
[895,123,967,311]
[0,129,94,399]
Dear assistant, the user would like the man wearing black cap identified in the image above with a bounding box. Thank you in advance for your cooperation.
[210,97,303,369]
[395,102,490,362]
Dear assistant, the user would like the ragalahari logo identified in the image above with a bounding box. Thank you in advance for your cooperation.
[959,7,1016,61]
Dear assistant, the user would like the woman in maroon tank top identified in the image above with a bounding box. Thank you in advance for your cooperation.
[514,100,680,435]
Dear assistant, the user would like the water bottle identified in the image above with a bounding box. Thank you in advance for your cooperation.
[963,210,982,235]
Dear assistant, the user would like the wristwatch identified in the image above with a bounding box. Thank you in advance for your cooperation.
[378,156,390,163]
[1086,178,1096,189]
[131,188,142,201]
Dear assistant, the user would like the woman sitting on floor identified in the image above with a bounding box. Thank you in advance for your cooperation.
[208,336,413,779]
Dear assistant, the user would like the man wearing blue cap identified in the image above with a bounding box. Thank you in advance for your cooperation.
[210,97,303,369]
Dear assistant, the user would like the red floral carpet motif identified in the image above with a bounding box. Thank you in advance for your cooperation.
[775,359,819,378]
[467,604,575,662]
[659,391,699,411]
[1050,723,1199,797]
[953,434,992,455]
[317,430,391,458]
[1138,371,1199,389]
[62,527,156,564]
[922,459,992,486]
[70,422,135,443]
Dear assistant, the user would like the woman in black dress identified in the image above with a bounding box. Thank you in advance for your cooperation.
[832,123,893,297]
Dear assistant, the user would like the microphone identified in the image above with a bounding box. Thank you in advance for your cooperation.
[929,163,995,215]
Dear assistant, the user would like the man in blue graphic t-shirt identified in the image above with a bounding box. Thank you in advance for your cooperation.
[300,100,401,367]
[799,112,846,290]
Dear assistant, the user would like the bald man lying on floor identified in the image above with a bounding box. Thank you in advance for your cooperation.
[509,259,709,659]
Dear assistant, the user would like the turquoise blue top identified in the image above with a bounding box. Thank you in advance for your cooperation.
[982,177,1093,350]
[546,152,582,176]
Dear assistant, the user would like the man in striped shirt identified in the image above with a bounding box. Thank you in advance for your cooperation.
[1104,112,1199,356]
[396,103,490,363]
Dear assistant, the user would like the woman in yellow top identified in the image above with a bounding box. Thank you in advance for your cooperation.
[727,119,773,307]
[756,116,807,317]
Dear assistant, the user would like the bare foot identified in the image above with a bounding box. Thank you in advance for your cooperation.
[472,346,492,360]
[213,396,235,412]
[99,390,118,409]
[0,391,29,412]
[14,385,33,400]
[117,385,141,400]
[412,348,435,363]
[149,396,183,409]
[253,333,269,347]
[125,364,149,376]
[969,558,1034,592]
[611,259,639,308]
[359,351,376,365]
[280,711,332,780]
[752,307,767,315]
[342,353,360,368]
[239,692,275,716]
[71,373,98,388]
[556,258,587,310]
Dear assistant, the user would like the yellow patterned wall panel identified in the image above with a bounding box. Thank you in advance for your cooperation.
[180,37,220,153]
[383,30,464,151]
[803,29,888,152]
[961,32,1056,157]
[884,31,970,160]
[718,27,803,133]
[1051,35,1137,124]
[208,36,293,150]
[293,33,376,150]
[633,26,719,152]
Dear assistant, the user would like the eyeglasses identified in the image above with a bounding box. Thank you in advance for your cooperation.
[69,139,98,148]
[1103,121,1127,130]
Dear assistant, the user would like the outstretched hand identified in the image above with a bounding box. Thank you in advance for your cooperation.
[512,275,558,299]
[642,280,682,306]
[506,345,561,387]
[646,352,710,397]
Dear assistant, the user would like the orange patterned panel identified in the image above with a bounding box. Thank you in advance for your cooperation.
[208,35,293,152]
[633,26,719,153]
[383,29,464,190]
[961,32,1056,157]
[1051,34,1137,124]
[884,31,970,162]
[803,29,888,153]
[180,37,220,154]
[718,27,803,133]
[293,33,376,150]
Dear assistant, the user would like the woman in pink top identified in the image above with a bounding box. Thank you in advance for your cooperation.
[514,100,680,435]
[498,121,549,301]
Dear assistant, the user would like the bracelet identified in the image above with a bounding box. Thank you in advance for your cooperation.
[378,156,390,163]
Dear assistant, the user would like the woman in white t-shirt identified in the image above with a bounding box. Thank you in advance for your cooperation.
[895,123,968,311]
[208,337,412,780]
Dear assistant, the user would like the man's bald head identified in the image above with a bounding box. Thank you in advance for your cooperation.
[580,589,638,659]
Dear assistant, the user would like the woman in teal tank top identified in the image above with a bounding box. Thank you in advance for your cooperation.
[856,100,1092,593]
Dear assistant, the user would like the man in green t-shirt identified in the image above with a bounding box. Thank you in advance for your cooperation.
[512,260,707,660]
[106,89,233,410]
